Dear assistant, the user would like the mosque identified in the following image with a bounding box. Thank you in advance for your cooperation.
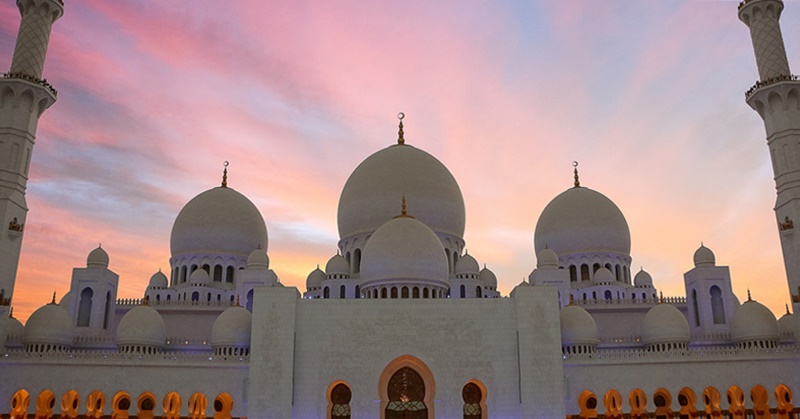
[2,0,800,418]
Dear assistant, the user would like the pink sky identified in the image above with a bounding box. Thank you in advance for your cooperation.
[2,1,798,322]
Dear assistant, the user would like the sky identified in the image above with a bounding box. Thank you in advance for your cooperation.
[1,0,798,323]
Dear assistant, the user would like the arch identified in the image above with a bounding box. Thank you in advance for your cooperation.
[460,284,466,298]
[163,392,181,419]
[604,290,612,300]
[581,264,590,281]
[677,387,697,417]
[77,287,94,327]
[60,390,80,419]
[378,355,435,419]
[710,285,725,324]
[213,265,223,282]
[192,291,200,302]
[353,248,362,274]
[226,266,234,283]
[355,285,361,299]
[413,287,419,299]
[327,381,352,419]
[462,380,486,419]
[569,265,577,282]
[340,285,346,299]
[137,392,156,419]
[382,288,388,299]
[775,384,794,419]
[212,393,233,419]
[35,389,55,419]
[577,390,599,419]
[750,385,770,419]
[653,388,672,418]
[603,389,623,418]
[629,388,648,418]
[702,386,722,418]
[422,288,429,299]
[111,391,131,419]
[476,286,482,298]
[86,390,106,419]
[324,286,330,299]
[726,385,745,419]
[391,287,398,299]
[246,288,254,312]
[691,289,700,327]
[401,286,409,299]
[188,392,208,419]
[10,389,30,419]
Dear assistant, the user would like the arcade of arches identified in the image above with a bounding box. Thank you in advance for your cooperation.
[571,384,796,418]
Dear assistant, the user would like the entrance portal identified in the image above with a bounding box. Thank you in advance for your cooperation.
[385,367,427,419]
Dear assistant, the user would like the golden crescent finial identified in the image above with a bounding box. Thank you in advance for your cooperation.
[221,161,229,188]
[573,161,580,188]
[397,112,405,145]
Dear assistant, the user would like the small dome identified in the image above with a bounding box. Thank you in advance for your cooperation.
[87,246,109,269]
[246,248,269,270]
[58,290,74,313]
[731,299,779,344]
[534,187,631,258]
[634,268,653,287]
[560,305,598,346]
[22,303,74,347]
[480,266,497,287]
[211,306,252,349]
[338,144,465,240]
[693,244,715,267]
[778,311,794,338]
[641,303,690,346]
[149,270,168,288]
[360,216,448,285]
[593,267,614,283]
[536,248,559,269]
[306,267,326,289]
[325,254,350,276]
[2,314,24,337]
[116,306,167,349]
[171,187,268,259]
[190,269,211,285]
[455,253,479,275]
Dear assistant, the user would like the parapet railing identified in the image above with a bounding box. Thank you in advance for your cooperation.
[564,343,799,362]
[1,72,57,97]
[745,74,799,97]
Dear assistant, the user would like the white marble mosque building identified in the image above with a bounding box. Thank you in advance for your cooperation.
[2,0,800,418]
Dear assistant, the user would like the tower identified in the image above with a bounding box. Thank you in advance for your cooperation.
[0,0,63,307]
[739,0,800,309]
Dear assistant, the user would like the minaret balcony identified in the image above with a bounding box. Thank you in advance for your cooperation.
[745,74,798,98]
[1,71,57,98]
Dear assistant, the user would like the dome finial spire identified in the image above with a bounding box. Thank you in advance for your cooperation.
[747,289,752,301]
[573,161,580,188]
[394,195,415,219]
[397,112,405,145]
[786,303,791,315]
[51,291,56,304]
[221,161,229,188]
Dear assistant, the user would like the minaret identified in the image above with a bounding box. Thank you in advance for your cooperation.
[0,0,63,307]
[739,0,800,310]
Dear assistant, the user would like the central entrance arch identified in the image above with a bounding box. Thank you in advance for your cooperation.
[379,355,435,419]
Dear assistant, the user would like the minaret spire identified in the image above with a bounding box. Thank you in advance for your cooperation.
[221,161,229,188]
[739,0,800,311]
[573,161,580,188]
[397,112,405,145]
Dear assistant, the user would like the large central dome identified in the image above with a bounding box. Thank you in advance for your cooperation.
[338,144,465,239]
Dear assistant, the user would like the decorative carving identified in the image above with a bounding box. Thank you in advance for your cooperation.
[779,216,794,231]
[8,217,23,232]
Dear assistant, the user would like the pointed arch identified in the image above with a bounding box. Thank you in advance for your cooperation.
[677,387,697,417]
[462,380,486,419]
[378,355,435,419]
[603,389,623,418]
[629,388,648,418]
[86,390,106,419]
[702,386,722,417]
[188,392,207,419]
[10,389,30,419]
[163,392,181,419]
[775,384,794,418]
[35,389,55,419]
[750,385,770,419]
[60,390,80,419]
[137,392,156,419]
[111,391,131,419]
[653,388,672,418]
[726,386,745,419]
[212,393,233,419]
[577,390,599,419]
[77,287,94,327]
[327,380,352,419]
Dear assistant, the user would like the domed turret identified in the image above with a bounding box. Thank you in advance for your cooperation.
[116,305,167,353]
[536,248,559,269]
[641,303,690,350]
[148,270,168,289]
[731,297,780,348]
[246,248,269,270]
[306,266,326,291]
[189,269,210,285]
[480,265,497,288]
[778,307,795,341]
[211,306,252,356]
[693,244,716,267]
[2,312,24,337]
[22,301,74,352]
[560,304,598,354]
[592,267,615,284]
[633,268,653,287]
[325,254,350,278]
[87,246,109,269]
[455,252,479,278]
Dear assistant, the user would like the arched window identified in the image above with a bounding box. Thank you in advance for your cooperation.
[202,264,210,273]
[476,286,482,298]
[423,288,429,298]
[353,249,362,274]
[78,287,94,327]
[692,289,700,326]
[213,265,222,282]
[162,392,181,419]
[710,285,725,324]
[181,266,187,283]
[246,289,254,312]
[340,285,346,299]
[226,266,234,283]
[355,285,361,299]
[213,393,233,419]
[381,288,388,299]
[137,393,156,419]
[413,287,419,298]
[463,382,482,419]
[402,287,409,299]
[615,265,621,282]
[191,292,200,302]
[330,383,351,419]
[386,367,427,417]
[569,265,577,282]
[104,291,112,329]
[391,288,398,299]
[593,263,600,273]
[460,284,466,298]
[580,264,590,281]
[324,287,330,299]
[604,290,612,300]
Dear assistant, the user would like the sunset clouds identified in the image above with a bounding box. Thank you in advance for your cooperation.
[2,1,798,321]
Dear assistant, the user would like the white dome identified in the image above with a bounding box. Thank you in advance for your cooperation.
[246,248,269,270]
[641,303,690,346]
[211,306,252,349]
[306,267,326,289]
[189,269,211,285]
[360,216,448,284]
[778,311,794,338]
[325,254,350,275]
[2,314,24,337]
[593,267,614,284]
[560,305,598,346]
[87,246,109,269]
[148,270,168,288]
[455,253,479,275]
[22,303,74,347]
[634,269,653,287]
[116,306,167,348]
[693,244,716,267]
[338,144,465,240]
[731,299,779,343]
[480,266,497,287]
[534,187,631,257]
[537,248,559,269]
[171,187,268,258]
